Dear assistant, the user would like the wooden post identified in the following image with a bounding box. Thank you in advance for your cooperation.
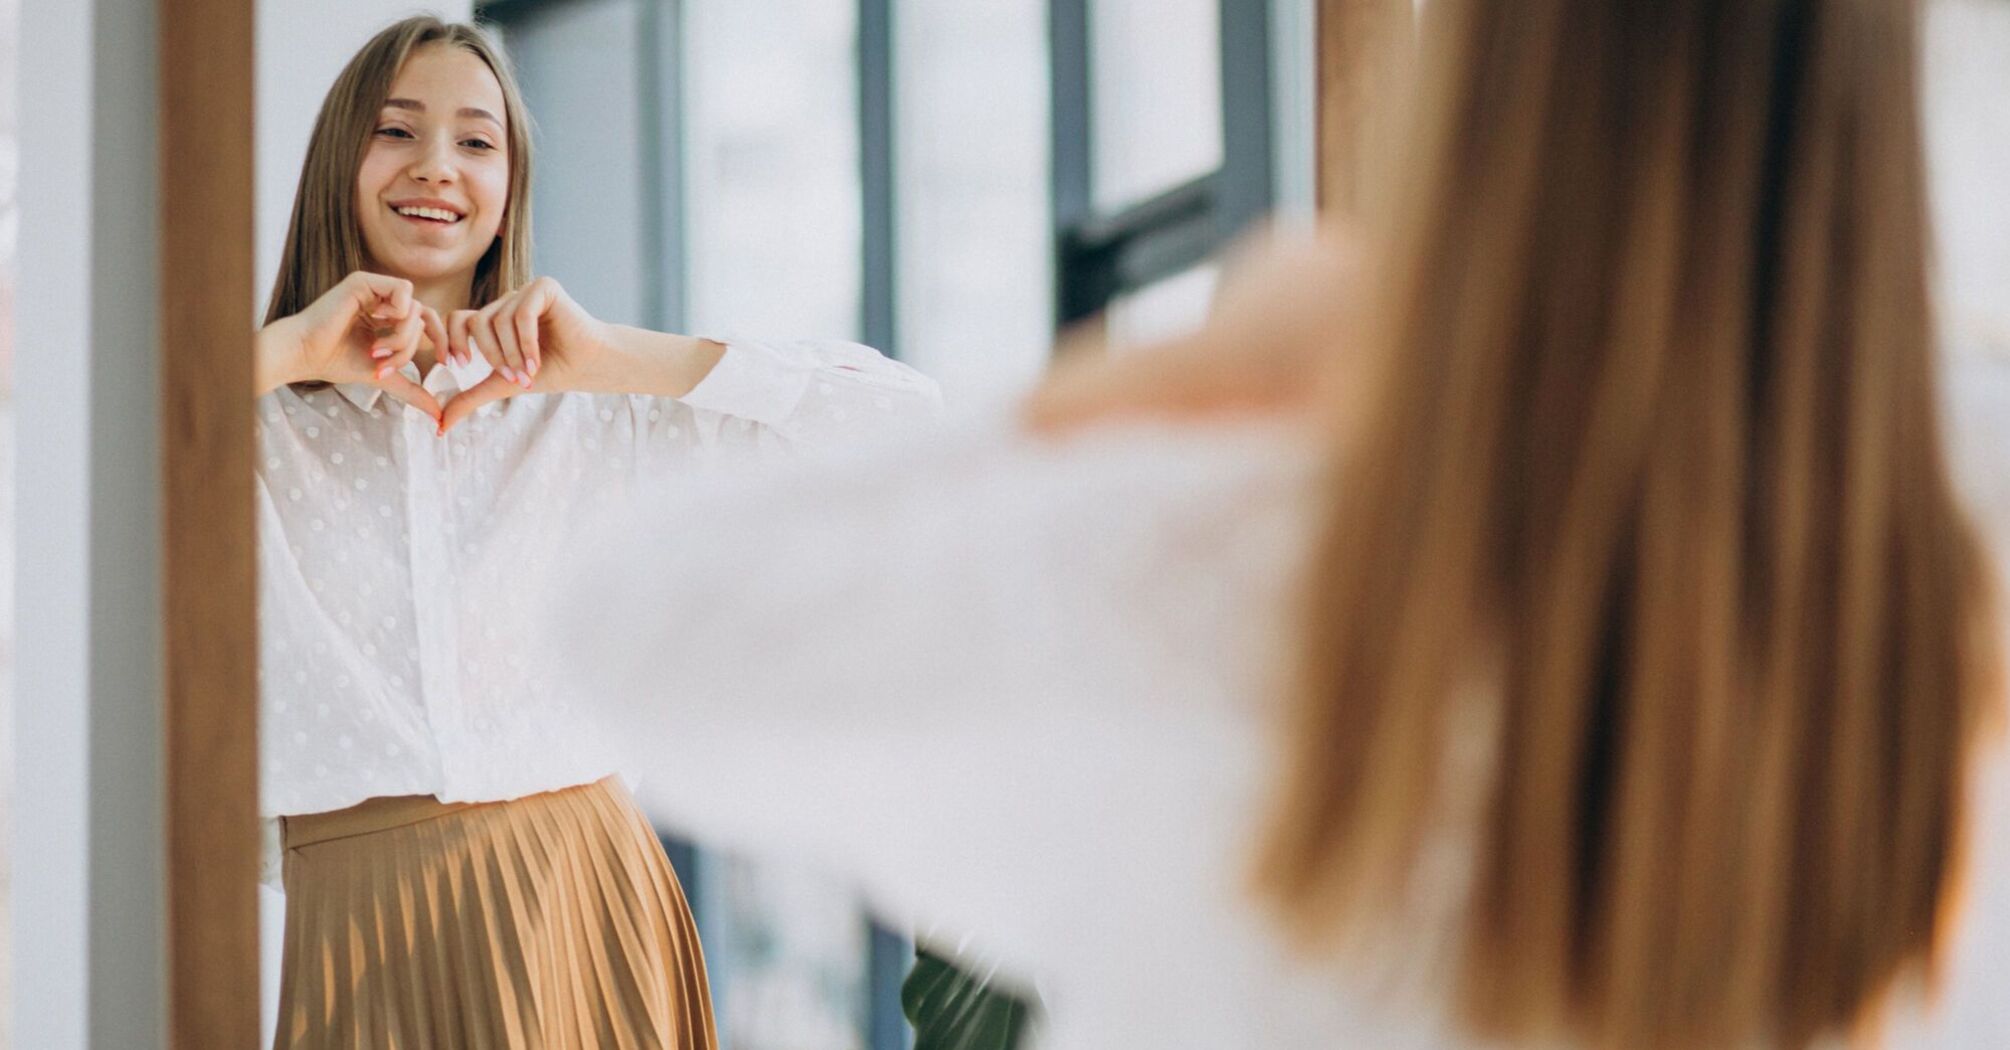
[159,0,261,1046]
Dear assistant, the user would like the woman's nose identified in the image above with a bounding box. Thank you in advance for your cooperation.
[408,137,456,184]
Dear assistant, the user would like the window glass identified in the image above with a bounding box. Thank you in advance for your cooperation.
[684,0,862,340]
[1089,0,1223,212]
[895,0,1054,406]
[506,0,650,326]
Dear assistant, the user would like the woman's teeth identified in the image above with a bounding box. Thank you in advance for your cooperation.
[395,206,462,223]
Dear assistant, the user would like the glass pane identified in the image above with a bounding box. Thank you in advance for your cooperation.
[1106,262,1220,351]
[697,854,869,1050]
[896,0,1054,408]
[685,0,861,340]
[506,0,650,326]
[0,0,14,1032]
[1089,0,1223,212]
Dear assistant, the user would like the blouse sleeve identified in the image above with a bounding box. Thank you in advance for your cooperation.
[540,420,1312,978]
[673,336,944,446]
[551,421,1309,738]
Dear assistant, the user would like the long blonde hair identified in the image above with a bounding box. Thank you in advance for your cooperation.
[1259,0,2001,1047]
[264,16,533,325]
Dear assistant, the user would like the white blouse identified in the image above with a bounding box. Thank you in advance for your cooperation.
[547,423,1467,1050]
[549,401,2010,1050]
[256,337,941,822]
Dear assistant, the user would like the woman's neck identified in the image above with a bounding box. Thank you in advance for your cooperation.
[411,273,474,318]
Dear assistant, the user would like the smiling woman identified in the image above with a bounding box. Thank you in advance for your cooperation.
[248,15,942,1050]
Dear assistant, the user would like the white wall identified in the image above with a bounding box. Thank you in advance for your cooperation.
[256,1,476,313]
[1924,0,2010,361]
[16,0,166,1045]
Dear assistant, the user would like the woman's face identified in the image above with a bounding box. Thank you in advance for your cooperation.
[355,45,510,289]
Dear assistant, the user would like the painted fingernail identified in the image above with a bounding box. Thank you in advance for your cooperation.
[528,358,540,377]
[518,373,532,389]
[499,366,515,382]
[375,364,392,380]
[371,347,394,359]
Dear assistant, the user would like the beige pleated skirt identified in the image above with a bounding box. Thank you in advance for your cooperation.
[274,777,717,1050]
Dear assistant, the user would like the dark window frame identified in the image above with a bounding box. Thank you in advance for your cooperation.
[1050,0,1276,327]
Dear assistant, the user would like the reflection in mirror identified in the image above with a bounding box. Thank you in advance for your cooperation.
[248,1,1310,1048]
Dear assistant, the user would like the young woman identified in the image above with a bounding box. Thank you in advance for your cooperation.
[253,16,938,1049]
[551,0,2005,1047]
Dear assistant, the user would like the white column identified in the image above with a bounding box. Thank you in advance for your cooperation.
[15,0,167,1046]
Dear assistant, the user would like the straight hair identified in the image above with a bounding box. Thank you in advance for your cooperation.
[1259,0,2002,1046]
[264,16,533,326]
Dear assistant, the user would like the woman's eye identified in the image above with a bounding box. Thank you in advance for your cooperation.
[461,139,496,151]
[375,126,414,139]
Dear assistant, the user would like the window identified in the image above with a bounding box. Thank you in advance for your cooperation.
[1052,0,1278,346]
[476,4,1301,1047]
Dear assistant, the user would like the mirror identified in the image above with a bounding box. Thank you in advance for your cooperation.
[247,2,1310,1047]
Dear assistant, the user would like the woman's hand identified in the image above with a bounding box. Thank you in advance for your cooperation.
[438,276,725,434]
[439,276,611,432]
[255,270,449,421]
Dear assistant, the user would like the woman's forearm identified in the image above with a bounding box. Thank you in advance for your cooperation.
[254,320,308,398]
[583,324,727,398]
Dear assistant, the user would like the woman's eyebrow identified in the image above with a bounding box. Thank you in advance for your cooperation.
[382,98,503,128]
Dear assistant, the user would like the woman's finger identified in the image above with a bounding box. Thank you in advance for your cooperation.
[437,373,518,436]
[350,271,413,325]
[376,370,442,423]
[511,292,543,387]
[448,310,483,369]
[419,306,451,368]
[374,308,425,382]
[487,301,526,383]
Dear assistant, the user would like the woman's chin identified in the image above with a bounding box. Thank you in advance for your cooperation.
[366,247,483,286]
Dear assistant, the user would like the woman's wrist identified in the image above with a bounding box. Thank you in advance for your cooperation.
[588,324,727,398]
[253,318,309,398]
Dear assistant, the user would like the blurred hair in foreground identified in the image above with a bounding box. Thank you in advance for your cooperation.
[1256,0,2004,1047]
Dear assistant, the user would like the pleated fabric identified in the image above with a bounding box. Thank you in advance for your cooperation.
[274,777,716,1050]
